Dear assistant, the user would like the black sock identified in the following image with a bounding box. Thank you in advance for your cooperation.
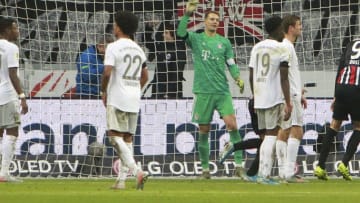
[318,128,337,169]
[233,138,262,151]
[247,147,260,176]
[342,130,360,166]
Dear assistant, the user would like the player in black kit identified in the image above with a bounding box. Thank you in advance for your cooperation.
[314,36,360,181]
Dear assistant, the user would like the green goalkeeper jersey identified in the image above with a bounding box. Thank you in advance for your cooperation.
[177,15,240,94]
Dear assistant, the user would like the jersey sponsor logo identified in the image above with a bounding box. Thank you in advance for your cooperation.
[201,50,211,60]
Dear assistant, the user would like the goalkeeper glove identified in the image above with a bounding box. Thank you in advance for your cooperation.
[236,79,244,94]
[186,0,199,15]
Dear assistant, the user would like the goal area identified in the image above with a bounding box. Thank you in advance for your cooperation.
[0,0,359,178]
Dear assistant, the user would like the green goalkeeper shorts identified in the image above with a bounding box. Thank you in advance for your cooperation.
[192,93,235,124]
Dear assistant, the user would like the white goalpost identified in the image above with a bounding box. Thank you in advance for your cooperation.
[0,0,359,178]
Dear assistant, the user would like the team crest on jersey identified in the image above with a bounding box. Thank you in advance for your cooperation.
[194,113,199,121]
[177,0,263,41]
[218,44,223,49]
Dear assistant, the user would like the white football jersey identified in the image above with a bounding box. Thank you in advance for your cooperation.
[104,38,147,113]
[0,39,19,105]
[249,39,290,109]
[282,38,302,97]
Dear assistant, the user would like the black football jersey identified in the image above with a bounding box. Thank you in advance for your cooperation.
[336,38,360,86]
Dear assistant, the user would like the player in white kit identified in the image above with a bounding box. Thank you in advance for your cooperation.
[249,16,292,184]
[101,10,149,190]
[0,16,28,182]
[275,15,308,183]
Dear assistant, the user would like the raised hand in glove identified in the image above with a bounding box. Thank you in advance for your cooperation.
[236,79,245,94]
[186,0,199,15]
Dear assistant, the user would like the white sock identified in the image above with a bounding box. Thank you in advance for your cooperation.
[0,135,16,176]
[0,137,3,169]
[0,136,3,156]
[276,140,287,179]
[259,136,277,178]
[117,142,133,182]
[285,137,300,178]
[110,136,140,176]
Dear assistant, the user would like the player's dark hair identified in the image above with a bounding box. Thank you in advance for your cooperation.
[204,11,220,19]
[114,10,139,36]
[0,16,16,34]
[265,15,283,41]
[282,15,300,33]
[265,15,282,34]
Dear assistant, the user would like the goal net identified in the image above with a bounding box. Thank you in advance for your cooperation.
[0,0,359,178]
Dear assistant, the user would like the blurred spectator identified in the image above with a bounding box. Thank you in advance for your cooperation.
[149,23,187,99]
[144,20,163,62]
[75,35,113,99]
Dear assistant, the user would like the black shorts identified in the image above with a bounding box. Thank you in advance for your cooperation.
[333,85,360,121]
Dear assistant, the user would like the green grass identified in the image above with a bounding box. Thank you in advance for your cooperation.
[0,179,359,203]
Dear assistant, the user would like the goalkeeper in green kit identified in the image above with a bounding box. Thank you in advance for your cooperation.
[177,0,245,179]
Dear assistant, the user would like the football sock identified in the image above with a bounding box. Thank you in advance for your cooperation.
[229,130,242,165]
[0,135,16,176]
[110,136,140,175]
[342,130,360,167]
[259,136,276,178]
[198,133,209,170]
[118,142,133,182]
[246,147,260,176]
[318,128,337,169]
[275,140,287,178]
[233,138,261,151]
[0,136,3,159]
[0,136,3,154]
[285,137,300,178]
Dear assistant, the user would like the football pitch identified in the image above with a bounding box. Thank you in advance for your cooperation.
[0,179,359,203]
